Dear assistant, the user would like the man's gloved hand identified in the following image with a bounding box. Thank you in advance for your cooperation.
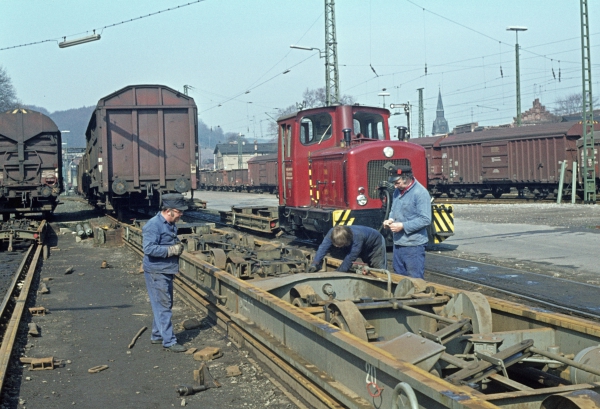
[307,265,318,273]
[167,243,184,257]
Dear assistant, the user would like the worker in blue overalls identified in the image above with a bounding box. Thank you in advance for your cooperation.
[308,225,387,273]
[383,164,432,279]
[142,193,188,352]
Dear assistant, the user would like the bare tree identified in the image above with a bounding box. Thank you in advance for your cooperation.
[553,93,598,115]
[267,87,356,137]
[302,87,355,108]
[0,66,19,112]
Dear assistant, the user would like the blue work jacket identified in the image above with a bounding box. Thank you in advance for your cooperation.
[389,179,431,247]
[142,212,180,274]
[313,225,384,272]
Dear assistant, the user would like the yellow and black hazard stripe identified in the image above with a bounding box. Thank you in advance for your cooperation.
[430,204,454,244]
[332,209,355,226]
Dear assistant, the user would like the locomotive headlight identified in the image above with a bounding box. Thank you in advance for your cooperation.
[357,194,368,206]
[383,147,394,158]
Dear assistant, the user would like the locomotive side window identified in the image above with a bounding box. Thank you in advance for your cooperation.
[284,125,291,157]
[300,113,332,145]
[353,112,386,140]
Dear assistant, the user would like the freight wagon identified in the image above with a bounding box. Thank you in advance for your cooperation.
[0,108,62,218]
[410,122,600,199]
[247,153,278,193]
[79,85,198,216]
[198,153,278,194]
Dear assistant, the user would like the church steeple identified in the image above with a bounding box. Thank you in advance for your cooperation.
[432,89,449,135]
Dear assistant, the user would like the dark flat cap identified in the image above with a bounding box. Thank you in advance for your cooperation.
[162,193,188,211]
[388,164,413,183]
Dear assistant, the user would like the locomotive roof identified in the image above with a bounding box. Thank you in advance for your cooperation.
[276,104,390,122]
[95,84,196,108]
[0,108,59,142]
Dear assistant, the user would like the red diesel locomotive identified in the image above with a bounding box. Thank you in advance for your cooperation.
[271,104,452,243]
[218,104,453,243]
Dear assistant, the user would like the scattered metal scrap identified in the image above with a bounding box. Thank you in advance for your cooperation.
[29,307,46,316]
[88,365,109,374]
[128,326,147,349]
[19,357,62,371]
[177,363,220,396]
[193,346,222,362]
[27,323,40,337]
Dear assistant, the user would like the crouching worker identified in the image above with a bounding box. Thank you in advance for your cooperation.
[142,193,188,352]
[308,225,387,273]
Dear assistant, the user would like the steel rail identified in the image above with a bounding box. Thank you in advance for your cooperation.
[424,268,600,322]
[0,242,42,394]
[173,275,345,409]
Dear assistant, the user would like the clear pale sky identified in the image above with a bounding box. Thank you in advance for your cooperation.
[2,0,599,139]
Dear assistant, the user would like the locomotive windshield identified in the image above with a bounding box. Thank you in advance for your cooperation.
[300,113,332,145]
[353,111,386,140]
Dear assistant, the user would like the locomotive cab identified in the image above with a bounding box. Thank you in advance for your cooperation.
[276,105,431,242]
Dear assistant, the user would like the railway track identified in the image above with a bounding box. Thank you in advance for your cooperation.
[432,196,588,205]
[0,220,47,396]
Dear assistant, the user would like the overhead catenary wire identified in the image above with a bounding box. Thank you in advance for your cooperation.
[0,0,206,51]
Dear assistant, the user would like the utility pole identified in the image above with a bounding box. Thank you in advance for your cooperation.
[507,26,527,127]
[237,133,243,169]
[324,0,340,105]
[183,85,194,95]
[417,88,424,138]
[580,0,596,203]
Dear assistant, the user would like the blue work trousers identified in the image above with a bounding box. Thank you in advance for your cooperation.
[392,244,426,279]
[144,272,177,347]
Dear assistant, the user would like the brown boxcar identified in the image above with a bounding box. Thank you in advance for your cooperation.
[81,85,198,213]
[248,153,278,193]
[230,168,248,191]
[410,122,600,199]
[0,108,63,217]
[406,136,445,196]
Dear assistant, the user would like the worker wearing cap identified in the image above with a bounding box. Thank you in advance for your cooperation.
[308,225,387,273]
[142,193,188,352]
[383,165,431,279]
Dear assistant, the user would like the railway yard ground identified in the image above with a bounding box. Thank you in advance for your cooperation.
[2,191,600,408]
[1,197,300,409]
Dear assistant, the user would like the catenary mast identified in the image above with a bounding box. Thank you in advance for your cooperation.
[324,0,340,105]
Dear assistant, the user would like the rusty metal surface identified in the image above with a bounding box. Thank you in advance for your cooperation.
[0,242,42,395]
[117,221,600,409]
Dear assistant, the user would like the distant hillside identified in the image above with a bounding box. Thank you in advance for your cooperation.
[25,105,94,148]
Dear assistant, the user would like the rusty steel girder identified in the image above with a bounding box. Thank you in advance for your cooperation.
[118,221,600,409]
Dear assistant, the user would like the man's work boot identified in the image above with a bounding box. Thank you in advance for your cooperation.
[164,343,187,353]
